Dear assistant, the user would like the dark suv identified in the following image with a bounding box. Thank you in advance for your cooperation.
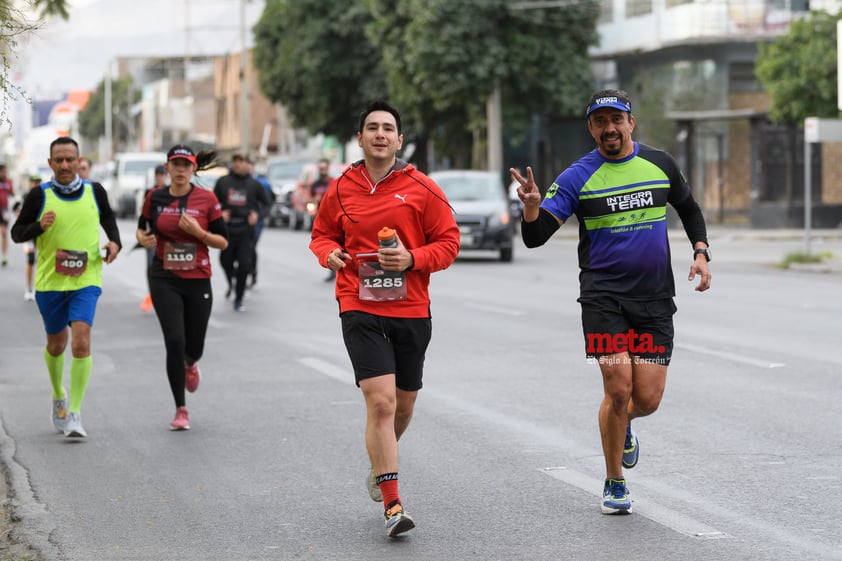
[428,170,515,262]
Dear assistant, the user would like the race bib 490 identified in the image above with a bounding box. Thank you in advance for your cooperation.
[55,249,88,276]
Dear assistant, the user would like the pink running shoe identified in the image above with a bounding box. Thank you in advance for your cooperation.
[170,406,190,431]
[185,362,201,393]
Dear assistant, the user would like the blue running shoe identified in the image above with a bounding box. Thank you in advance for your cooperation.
[602,478,632,514]
[622,424,639,469]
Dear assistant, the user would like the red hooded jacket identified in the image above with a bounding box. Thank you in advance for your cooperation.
[310,160,459,318]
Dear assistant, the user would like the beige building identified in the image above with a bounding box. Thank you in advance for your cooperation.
[117,50,301,162]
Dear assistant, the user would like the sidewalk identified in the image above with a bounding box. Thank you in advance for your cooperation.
[703,224,842,242]
[549,218,842,242]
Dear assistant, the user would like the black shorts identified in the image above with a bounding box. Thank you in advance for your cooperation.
[578,295,677,365]
[340,311,432,391]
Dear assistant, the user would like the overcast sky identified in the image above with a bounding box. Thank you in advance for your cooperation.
[14,0,266,98]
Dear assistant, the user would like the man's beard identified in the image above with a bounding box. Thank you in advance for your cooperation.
[601,134,622,156]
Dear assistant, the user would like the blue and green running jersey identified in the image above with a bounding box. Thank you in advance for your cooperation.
[541,142,692,299]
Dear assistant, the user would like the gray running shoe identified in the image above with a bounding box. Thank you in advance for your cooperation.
[368,468,383,502]
[384,502,415,537]
[51,398,69,432]
[63,412,87,438]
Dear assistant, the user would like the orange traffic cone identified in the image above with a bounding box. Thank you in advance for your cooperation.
[140,293,153,313]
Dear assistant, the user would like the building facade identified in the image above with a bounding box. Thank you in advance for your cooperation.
[591,0,842,227]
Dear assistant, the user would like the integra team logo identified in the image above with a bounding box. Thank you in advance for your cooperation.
[606,191,653,212]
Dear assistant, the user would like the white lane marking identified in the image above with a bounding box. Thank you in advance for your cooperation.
[540,467,727,539]
[676,342,786,368]
[298,357,353,386]
[300,356,840,555]
[464,302,526,316]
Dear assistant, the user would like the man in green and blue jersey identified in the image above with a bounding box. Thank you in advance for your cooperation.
[511,89,712,515]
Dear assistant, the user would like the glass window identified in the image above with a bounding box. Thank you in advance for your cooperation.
[626,0,652,17]
[599,0,613,23]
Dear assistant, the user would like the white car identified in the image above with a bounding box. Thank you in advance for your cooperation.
[109,152,168,218]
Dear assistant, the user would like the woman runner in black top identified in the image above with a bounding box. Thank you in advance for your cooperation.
[135,144,228,430]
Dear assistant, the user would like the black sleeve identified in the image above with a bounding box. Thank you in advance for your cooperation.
[208,216,228,239]
[254,179,272,219]
[137,188,155,232]
[94,183,123,249]
[521,208,561,248]
[672,194,708,247]
[256,181,272,208]
[10,188,45,243]
[641,144,708,247]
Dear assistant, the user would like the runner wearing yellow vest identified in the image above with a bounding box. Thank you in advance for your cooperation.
[11,136,122,438]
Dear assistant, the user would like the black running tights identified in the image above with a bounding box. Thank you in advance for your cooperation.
[149,275,213,407]
[220,226,255,303]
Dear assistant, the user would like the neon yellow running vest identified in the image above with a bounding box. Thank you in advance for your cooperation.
[35,183,103,291]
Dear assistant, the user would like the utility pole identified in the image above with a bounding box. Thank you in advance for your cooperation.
[487,81,503,175]
[104,60,113,159]
[185,0,192,98]
[240,0,249,155]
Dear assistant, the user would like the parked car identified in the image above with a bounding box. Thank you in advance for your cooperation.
[428,169,515,262]
[109,152,168,218]
[264,155,312,228]
[287,161,349,230]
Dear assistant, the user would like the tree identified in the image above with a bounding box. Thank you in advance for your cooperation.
[77,75,138,154]
[30,0,70,19]
[755,10,840,124]
[1,0,71,124]
[253,0,388,145]
[367,0,599,167]
[253,0,600,168]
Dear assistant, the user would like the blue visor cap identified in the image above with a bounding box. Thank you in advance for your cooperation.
[586,95,632,117]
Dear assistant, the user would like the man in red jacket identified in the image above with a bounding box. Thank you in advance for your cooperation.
[310,100,459,538]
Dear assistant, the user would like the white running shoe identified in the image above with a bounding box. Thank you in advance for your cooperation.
[384,502,415,537]
[368,468,383,502]
[63,412,87,438]
[51,398,69,432]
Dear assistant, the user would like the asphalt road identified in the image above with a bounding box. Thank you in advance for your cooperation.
[1,220,840,561]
